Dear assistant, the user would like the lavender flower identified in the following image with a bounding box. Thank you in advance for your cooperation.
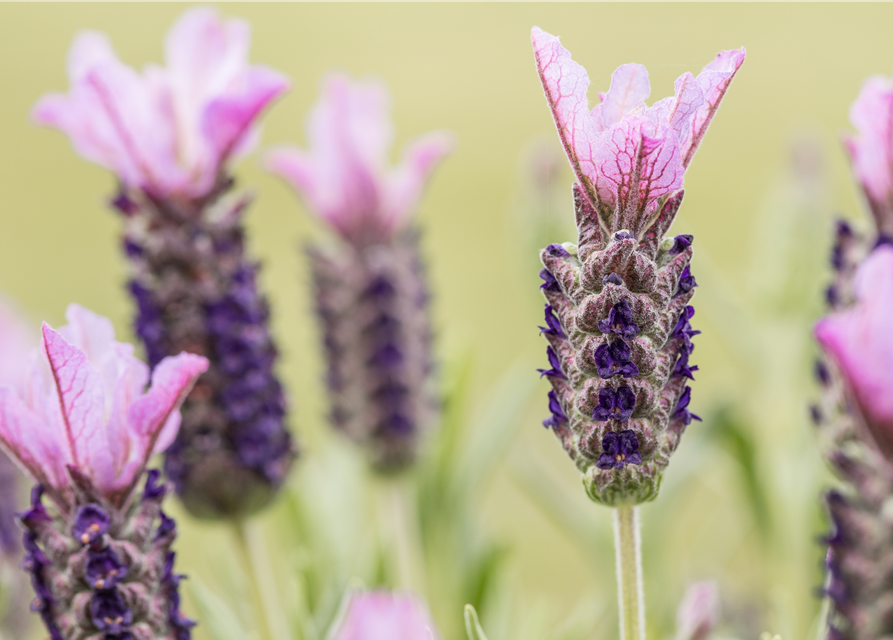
[332,590,439,640]
[266,73,452,472]
[811,73,893,640]
[33,7,296,518]
[0,305,207,640]
[531,27,744,505]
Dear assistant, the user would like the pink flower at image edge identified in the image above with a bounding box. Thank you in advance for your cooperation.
[816,246,893,456]
[0,304,208,509]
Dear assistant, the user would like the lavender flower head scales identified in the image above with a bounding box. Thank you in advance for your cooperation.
[32,7,297,518]
[531,27,744,505]
[0,304,208,640]
[810,75,893,639]
[266,73,452,472]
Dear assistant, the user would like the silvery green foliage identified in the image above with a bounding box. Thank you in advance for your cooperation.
[308,230,436,473]
[539,185,699,506]
[21,471,192,640]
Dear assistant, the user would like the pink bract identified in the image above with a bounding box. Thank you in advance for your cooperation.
[845,75,893,237]
[265,73,453,246]
[32,7,289,200]
[0,295,34,391]
[333,591,437,640]
[531,27,744,227]
[816,246,893,457]
[0,304,208,509]
[675,581,721,640]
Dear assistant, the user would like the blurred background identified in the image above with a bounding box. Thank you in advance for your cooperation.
[1,3,891,639]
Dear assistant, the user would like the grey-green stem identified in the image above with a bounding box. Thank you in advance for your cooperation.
[614,505,645,640]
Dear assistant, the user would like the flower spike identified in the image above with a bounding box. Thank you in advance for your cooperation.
[532,28,743,505]
[0,306,205,640]
[268,74,450,472]
[34,7,297,519]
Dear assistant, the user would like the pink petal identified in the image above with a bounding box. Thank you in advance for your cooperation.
[383,131,454,233]
[846,75,893,225]
[531,27,601,204]
[40,323,112,488]
[202,66,290,166]
[681,47,746,168]
[594,114,682,218]
[591,63,650,132]
[334,592,438,640]
[815,246,893,454]
[127,352,208,466]
[675,581,721,640]
[0,385,70,492]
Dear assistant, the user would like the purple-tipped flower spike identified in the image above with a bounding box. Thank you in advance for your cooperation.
[0,306,206,640]
[674,581,721,640]
[266,73,452,472]
[811,76,893,640]
[531,27,742,505]
[33,7,297,519]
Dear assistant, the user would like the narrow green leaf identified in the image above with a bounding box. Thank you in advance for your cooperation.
[189,576,251,640]
[464,604,491,640]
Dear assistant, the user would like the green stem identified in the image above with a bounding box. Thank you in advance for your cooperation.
[233,520,276,640]
[613,506,645,640]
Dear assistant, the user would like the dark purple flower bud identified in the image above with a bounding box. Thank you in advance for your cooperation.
[597,299,640,339]
[603,273,624,287]
[539,268,561,292]
[142,469,166,501]
[110,191,138,216]
[669,234,693,255]
[671,306,701,354]
[594,340,639,379]
[17,485,52,530]
[826,284,839,307]
[596,430,642,470]
[673,351,699,380]
[89,589,133,633]
[86,547,128,590]
[592,386,635,422]
[539,305,566,339]
[877,234,893,249]
[809,404,823,425]
[546,243,571,257]
[613,231,634,241]
[815,360,831,387]
[673,387,701,426]
[537,346,566,379]
[543,390,568,429]
[675,265,698,297]
[72,505,109,546]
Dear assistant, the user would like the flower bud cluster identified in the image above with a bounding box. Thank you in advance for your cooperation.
[20,472,192,640]
[308,230,436,472]
[119,183,296,519]
[539,186,701,505]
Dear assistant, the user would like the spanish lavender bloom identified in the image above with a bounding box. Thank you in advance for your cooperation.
[811,74,893,639]
[0,304,207,640]
[33,7,296,518]
[332,591,438,640]
[674,581,721,640]
[531,27,744,505]
[266,73,452,472]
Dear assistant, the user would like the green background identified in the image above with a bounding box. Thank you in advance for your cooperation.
[0,2,886,639]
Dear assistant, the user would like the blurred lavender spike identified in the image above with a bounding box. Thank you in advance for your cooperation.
[267,73,452,472]
[0,307,206,640]
[531,27,743,505]
[675,581,721,640]
[811,72,893,640]
[32,7,297,519]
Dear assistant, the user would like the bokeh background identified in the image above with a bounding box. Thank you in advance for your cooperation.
[1,3,891,639]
